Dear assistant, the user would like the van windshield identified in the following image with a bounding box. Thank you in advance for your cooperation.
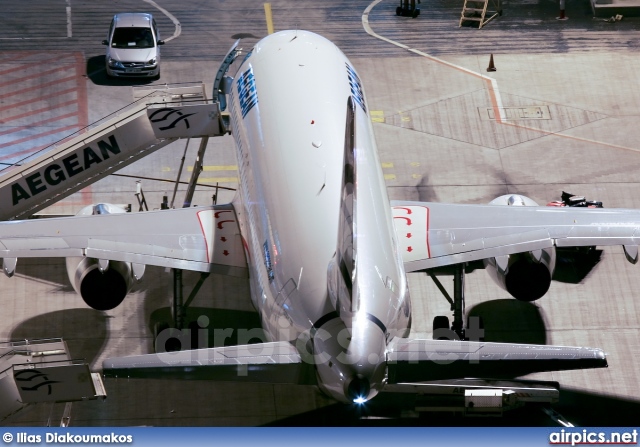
[111,27,154,49]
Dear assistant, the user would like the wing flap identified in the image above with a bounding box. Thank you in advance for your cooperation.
[386,338,607,384]
[102,342,316,385]
[84,247,208,273]
[555,224,640,247]
[410,230,554,271]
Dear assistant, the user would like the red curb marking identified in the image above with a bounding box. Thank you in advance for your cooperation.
[0,87,78,114]
[0,62,75,85]
[0,123,80,150]
[0,98,77,122]
[0,112,78,137]
[0,75,77,101]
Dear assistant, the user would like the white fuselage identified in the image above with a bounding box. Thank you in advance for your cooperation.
[227,31,411,402]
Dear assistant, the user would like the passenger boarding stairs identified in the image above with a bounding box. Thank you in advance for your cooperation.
[0,39,241,222]
[0,338,106,423]
[0,82,229,221]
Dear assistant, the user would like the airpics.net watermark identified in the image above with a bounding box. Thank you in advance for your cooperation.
[149,314,486,369]
[549,429,638,446]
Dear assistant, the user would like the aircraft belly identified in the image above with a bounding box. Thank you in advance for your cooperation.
[231,38,355,337]
[251,126,341,335]
[232,29,412,343]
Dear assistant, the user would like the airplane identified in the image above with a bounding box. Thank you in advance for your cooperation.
[2,29,640,405]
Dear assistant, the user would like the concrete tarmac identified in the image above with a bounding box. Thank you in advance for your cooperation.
[1,0,639,426]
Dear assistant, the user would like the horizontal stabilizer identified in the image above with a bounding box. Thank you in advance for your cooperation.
[102,341,316,385]
[386,338,606,384]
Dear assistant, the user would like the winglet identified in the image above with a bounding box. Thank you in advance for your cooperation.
[3,257,16,277]
[623,245,638,264]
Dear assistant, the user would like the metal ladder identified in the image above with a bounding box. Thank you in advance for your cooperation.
[459,0,501,28]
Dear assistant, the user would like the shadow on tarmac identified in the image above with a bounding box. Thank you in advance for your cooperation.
[265,386,640,427]
[468,299,547,344]
[149,306,264,351]
[553,249,603,284]
[85,55,159,87]
[10,308,109,366]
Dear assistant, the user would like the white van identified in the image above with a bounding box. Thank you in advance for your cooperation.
[102,13,164,78]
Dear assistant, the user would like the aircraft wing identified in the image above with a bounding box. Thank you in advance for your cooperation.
[0,204,247,277]
[392,201,640,271]
[102,341,316,385]
[385,338,607,383]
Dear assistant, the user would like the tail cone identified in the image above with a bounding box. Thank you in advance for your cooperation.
[346,376,371,404]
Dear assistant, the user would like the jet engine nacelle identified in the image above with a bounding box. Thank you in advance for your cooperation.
[66,256,134,310]
[65,203,140,311]
[483,249,556,301]
[484,194,556,302]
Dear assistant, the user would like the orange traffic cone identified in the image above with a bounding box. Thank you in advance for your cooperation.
[487,54,497,72]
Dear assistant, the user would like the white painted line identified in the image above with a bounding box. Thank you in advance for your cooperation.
[67,0,72,38]
[143,0,182,42]
[362,2,640,155]
[362,0,506,123]
[0,0,73,40]
[0,38,70,40]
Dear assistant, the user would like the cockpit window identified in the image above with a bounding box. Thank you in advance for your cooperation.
[111,27,154,49]
[242,49,253,64]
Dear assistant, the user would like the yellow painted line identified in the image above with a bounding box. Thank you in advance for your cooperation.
[384,174,396,180]
[199,177,239,183]
[187,165,238,172]
[412,174,422,179]
[410,162,420,167]
[370,110,384,123]
[264,3,274,35]
[381,162,394,169]
[162,167,171,172]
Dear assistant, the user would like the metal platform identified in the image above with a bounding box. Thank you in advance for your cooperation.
[0,339,106,423]
[0,82,226,222]
[591,0,640,17]
[385,379,559,416]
